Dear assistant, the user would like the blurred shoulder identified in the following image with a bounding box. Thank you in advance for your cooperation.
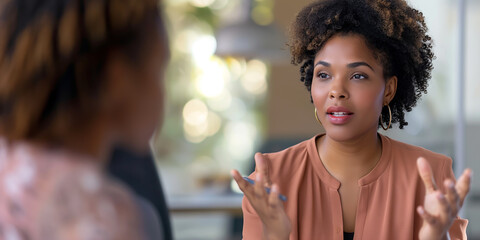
[0,140,143,240]
[384,134,452,171]
[37,156,143,239]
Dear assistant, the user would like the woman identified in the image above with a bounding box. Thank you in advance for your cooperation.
[0,0,169,239]
[231,0,472,239]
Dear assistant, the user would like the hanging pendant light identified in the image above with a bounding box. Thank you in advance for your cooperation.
[215,0,289,62]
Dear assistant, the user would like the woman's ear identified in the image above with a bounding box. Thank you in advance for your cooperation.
[384,76,397,105]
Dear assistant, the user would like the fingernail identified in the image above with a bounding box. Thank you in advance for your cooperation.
[256,174,261,182]
[272,184,279,193]
[418,207,424,214]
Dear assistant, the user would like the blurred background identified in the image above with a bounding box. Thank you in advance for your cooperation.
[152,0,480,239]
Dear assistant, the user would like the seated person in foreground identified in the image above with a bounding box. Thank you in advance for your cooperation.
[0,0,170,239]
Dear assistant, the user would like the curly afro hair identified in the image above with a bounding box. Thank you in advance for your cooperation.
[289,0,434,129]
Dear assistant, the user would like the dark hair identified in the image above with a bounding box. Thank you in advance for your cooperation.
[289,0,434,129]
[0,0,161,141]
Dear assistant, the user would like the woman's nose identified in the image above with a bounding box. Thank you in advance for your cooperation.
[329,80,349,99]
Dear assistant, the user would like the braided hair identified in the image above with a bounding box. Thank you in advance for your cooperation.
[289,0,434,129]
[0,0,161,141]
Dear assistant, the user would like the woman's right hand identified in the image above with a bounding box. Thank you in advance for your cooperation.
[231,153,291,240]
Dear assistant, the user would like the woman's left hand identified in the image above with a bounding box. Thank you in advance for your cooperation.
[417,157,472,240]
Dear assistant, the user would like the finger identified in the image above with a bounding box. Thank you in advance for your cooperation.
[455,168,472,206]
[268,184,282,210]
[417,157,437,193]
[417,206,439,226]
[230,169,251,193]
[434,191,451,217]
[444,179,459,215]
[254,172,267,199]
[255,153,271,186]
[231,170,265,209]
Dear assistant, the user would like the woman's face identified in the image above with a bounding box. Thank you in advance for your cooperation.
[311,33,396,142]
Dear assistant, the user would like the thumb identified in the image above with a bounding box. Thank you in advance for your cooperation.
[417,157,437,193]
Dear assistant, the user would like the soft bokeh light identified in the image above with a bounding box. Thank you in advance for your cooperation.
[206,90,232,112]
[183,121,208,143]
[157,0,269,200]
[241,59,268,95]
[183,99,209,143]
[208,0,229,10]
[174,30,198,54]
[183,99,208,126]
[189,0,215,8]
[206,111,222,136]
[195,57,230,98]
[225,57,247,79]
[182,99,223,143]
[191,35,217,65]
[195,71,225,98]
[224,121,258,161]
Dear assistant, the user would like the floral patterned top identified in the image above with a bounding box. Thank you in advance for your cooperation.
[0,138,143,240]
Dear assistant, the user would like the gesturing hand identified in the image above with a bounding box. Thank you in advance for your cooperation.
[231,153,291,240]
[416,157,472,240]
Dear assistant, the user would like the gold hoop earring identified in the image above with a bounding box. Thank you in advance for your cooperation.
[314,108,322,126]
[380,105,392,131]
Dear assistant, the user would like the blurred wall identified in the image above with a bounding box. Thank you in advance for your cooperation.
[266,0,323,140]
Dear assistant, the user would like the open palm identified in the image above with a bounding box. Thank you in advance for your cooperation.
[417,157,471,240]
[231,153,291,240]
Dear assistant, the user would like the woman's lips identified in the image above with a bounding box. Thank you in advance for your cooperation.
[326,106,354,125]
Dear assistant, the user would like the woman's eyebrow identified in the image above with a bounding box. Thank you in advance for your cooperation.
[314,61,375,72]
[314,61,331,67]
[347,62,375,72]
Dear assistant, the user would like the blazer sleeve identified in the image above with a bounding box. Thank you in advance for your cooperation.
[242,195,265,239]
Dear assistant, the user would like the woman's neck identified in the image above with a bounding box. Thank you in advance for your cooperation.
[61,125,111,162]
[317,130,382,182]
[36,117,113,164]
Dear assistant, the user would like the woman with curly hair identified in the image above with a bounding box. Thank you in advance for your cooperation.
[0,0,169,239]
[231,0,472,239]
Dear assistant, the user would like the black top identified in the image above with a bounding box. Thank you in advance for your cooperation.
[344,232,354,240]
[108,147,173,240]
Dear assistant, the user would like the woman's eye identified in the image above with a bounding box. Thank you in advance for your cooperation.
[352,74,366,80]
[318,73,330,79]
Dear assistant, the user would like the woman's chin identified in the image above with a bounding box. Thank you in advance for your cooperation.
[325,133,354,143]
[323,125,371,143]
